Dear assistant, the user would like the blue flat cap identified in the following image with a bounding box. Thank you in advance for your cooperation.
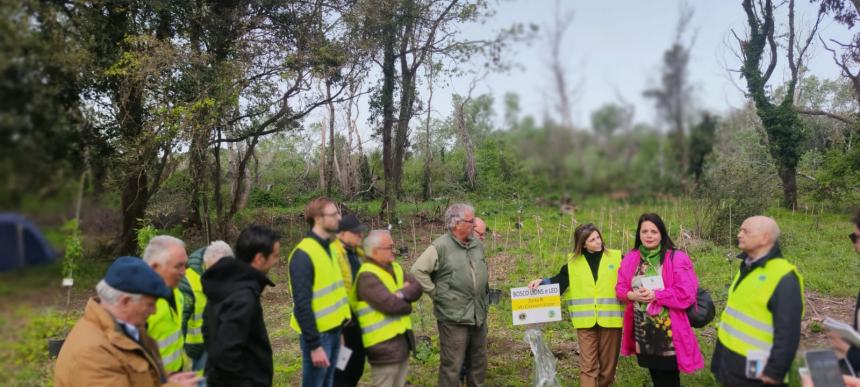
[104,256,171,299]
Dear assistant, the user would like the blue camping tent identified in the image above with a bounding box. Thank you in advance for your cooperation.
[0,213,58,272]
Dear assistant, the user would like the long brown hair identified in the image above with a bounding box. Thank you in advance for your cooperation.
[573,223,604,256]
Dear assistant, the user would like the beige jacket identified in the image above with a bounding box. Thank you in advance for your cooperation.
[54,298,182,387]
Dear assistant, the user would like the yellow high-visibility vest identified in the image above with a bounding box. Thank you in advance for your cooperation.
[288,237,351,333]
[717,258,804,357]
[349,262,412,347]
[184,270,205,346]
[565,249,624,328]
[147,288,185,372]
[331,239,365,293]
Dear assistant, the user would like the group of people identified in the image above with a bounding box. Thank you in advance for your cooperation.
[51,197,860,387]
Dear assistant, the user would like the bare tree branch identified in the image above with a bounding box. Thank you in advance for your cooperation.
[795,107,854,125]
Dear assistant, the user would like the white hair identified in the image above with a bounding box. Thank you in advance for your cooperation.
[363,230,391,256]
[445,203,474,231]
[203,240,233,269]
[142,235,185,265]
[96,279,141,305]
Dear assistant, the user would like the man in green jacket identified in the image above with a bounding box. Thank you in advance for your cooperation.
[411,203,489,387]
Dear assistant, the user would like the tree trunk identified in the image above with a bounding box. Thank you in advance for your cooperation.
[392,10,418,215]
[188,126,208,230]
[228,143,253,218]
[455,101,477,190]
[778,164,798,210]
[422,58,435,201]
[325,80,336,196]
[118,168,149,255]
[380,13,397,221]
[319,119,327,192]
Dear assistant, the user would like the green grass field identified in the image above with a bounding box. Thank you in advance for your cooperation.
[2,197,857,386]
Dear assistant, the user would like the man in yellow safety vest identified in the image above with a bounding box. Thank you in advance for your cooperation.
[711,216,804,387]
[143,235,190,374]
[351,230,423,386]
[289,197,352,387]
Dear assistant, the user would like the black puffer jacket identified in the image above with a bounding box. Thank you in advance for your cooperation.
[202,257,275,387]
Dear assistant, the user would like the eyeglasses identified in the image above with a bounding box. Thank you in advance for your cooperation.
[377,245,396,251]
[850,233,859,244]
[459,218,476,224]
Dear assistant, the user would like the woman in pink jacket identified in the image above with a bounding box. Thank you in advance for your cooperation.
[615,213,704,387]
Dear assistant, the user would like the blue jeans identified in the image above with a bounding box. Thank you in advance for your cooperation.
[300,327,342,387]
[191,351,207,387]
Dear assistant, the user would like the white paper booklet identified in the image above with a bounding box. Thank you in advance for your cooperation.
[336,345,353,371]
[823,317,860,347]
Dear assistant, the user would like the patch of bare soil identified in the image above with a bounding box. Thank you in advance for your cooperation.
[800,291,856,352]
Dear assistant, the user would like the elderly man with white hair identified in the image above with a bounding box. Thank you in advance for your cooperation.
[143,235,190,374]
[351,230,422,387]
[411,203,489,387]
[711,216,804,387]
[54,256,199,387]
[179,240,234,380]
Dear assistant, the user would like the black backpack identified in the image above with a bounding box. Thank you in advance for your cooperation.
[669,249,715,328]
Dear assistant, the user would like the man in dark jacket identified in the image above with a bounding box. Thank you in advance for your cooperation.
[828,209,860,371]
[202,225,279,387]
[711,216,803,387]
[333,214,369,387]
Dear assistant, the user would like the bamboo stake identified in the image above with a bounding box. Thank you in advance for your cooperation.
[553,215,562,258]
[411,219,418,259]
[535,215,543,276]
[608,210,614,249]
[492,215,498,255]
[517,214,523,251]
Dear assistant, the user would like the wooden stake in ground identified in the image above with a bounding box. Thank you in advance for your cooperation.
[553,215,562,258]
[411,219,418,259]
[518,215,523,251]
[608,210,614,249]
[491,215,498,255]
[534,215,543,276]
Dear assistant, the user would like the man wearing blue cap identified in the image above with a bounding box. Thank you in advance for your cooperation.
[54,256,200,387]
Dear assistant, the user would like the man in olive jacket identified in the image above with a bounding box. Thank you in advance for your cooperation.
[411,203,489,387]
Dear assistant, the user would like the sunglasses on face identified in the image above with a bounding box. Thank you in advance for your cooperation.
[850,233,859,244]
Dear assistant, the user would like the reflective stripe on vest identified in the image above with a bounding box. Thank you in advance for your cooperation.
[184,270,206,345]
[348,262,411,348]
[565,249,624,328]
[717,258,804,357]
[289,237,352,333]
[147,288,185,372]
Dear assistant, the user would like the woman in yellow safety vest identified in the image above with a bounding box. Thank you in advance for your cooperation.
[527,223,623,387]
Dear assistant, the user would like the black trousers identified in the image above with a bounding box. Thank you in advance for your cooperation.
[647,368,680,387]
[639,354,680,387]
[333,322,366,387]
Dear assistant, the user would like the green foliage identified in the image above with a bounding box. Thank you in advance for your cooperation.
[699,106,780,243]
[689,113,718,181]
[809,145,860,210]
[136,220,159,256]
[60,219,83,279]
[0,308,75,384]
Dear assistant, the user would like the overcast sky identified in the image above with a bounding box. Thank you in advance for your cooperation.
[426,0,855,129]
